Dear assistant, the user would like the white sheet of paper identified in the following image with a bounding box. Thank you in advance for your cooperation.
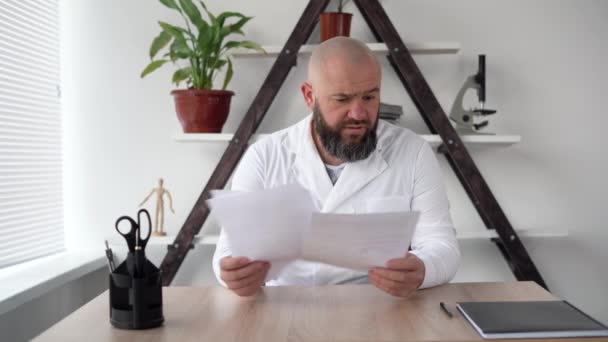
[302,211,420,271]
[207,184,316,280]
[208,184,420,281]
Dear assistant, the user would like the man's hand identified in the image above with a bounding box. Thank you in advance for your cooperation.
[220,256,270,297]
[368,253,425,298]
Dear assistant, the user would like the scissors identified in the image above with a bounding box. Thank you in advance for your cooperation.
[115,209,151,276]
[115,208,151,252]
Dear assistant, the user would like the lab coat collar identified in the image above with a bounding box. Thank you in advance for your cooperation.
[284,115,390,212]
[286,115,334,208]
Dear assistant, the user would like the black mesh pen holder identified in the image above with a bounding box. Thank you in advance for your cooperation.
[109,256,164,329]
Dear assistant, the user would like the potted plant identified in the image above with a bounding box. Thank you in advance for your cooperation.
[141,0,264,133]
[319,0,353,42]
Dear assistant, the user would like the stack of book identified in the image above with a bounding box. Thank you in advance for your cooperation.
[379,102,403,124]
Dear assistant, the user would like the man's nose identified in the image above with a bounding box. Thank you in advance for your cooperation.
[347,99,368,121]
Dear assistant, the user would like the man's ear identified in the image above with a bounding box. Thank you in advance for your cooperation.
[300,82,315,110]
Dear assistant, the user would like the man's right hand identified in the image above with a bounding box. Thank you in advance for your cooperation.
[219,256,270,297]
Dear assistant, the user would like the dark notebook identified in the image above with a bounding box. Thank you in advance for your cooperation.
[457,300,608,339]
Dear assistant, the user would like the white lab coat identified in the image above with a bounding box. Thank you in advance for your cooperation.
[213,115,460,289]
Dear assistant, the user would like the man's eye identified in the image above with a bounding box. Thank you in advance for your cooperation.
[336,98,348,103]
[363,95,376,101]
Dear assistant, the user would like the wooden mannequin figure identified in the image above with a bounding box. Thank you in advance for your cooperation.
[140,178,175,236]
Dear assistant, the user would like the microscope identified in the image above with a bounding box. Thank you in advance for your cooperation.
[449,55,497,134]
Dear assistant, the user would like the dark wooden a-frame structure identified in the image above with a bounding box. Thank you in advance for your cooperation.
[160,0,547,289]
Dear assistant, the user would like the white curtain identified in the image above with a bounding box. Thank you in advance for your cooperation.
[0,0,63,268]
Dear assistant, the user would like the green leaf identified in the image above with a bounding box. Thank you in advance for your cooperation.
[240,41,265,52]
[159,0,180,10]
[172,67,192,85]
[216,12,244,27]
[149,31,172,59]
[170,38,192,59]
[140,59,169,78]
[159,21,186,38]
[223,40,265,53]
[212,23,222,50]
[198,1,217,25]
[215,59,227,69]
[178,0,205,29]
[219,18,250,41]
[227,16,252,34]
[222,40,241,50]
[159,21,193,61]
[197,24,216,51]
[196,14,209,34]
[222,58,233,90]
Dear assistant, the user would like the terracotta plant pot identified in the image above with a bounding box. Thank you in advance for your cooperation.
[319,12,353,42]
[171,89,234,133]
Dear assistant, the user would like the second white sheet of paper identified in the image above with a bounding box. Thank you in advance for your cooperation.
[208,184,420,278]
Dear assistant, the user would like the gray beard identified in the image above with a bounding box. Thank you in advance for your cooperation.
[312,104,378,162]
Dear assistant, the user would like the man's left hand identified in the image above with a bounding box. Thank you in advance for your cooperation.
[368,253,425,298]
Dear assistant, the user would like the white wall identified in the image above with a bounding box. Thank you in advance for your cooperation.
[60,0,608,323]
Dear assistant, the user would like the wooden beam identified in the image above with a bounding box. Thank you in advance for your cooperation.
[159,0,331,285]
[353,0,547,289]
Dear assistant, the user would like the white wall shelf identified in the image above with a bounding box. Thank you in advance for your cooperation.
[174,133,521,148]
[231,42,461,58]
[113,228,567,248]
[457,228,568,240]
[108,226,568,248]
[106,234,219,247]
[427,134,521,148]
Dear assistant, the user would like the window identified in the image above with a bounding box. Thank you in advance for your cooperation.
[0,0,63,268]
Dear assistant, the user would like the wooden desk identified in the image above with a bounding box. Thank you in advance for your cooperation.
[33,281,608,342]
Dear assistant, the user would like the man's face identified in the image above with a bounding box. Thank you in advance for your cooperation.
[308,57,381,162]
[313,102,378,162]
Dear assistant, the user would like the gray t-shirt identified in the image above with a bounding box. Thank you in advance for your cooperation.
[324,163,346,185]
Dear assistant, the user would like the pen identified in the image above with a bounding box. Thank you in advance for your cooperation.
[440,302,453,318]
[105,240,116,272]
[134,229,144,277]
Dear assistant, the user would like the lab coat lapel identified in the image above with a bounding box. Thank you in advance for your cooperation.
[287,117,333,208]
[322,149,388,212]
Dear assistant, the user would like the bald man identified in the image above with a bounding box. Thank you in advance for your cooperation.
[213,37,460,297]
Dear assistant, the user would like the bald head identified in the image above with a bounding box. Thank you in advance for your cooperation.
[308,37,381,87]
[300,37,381,164]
